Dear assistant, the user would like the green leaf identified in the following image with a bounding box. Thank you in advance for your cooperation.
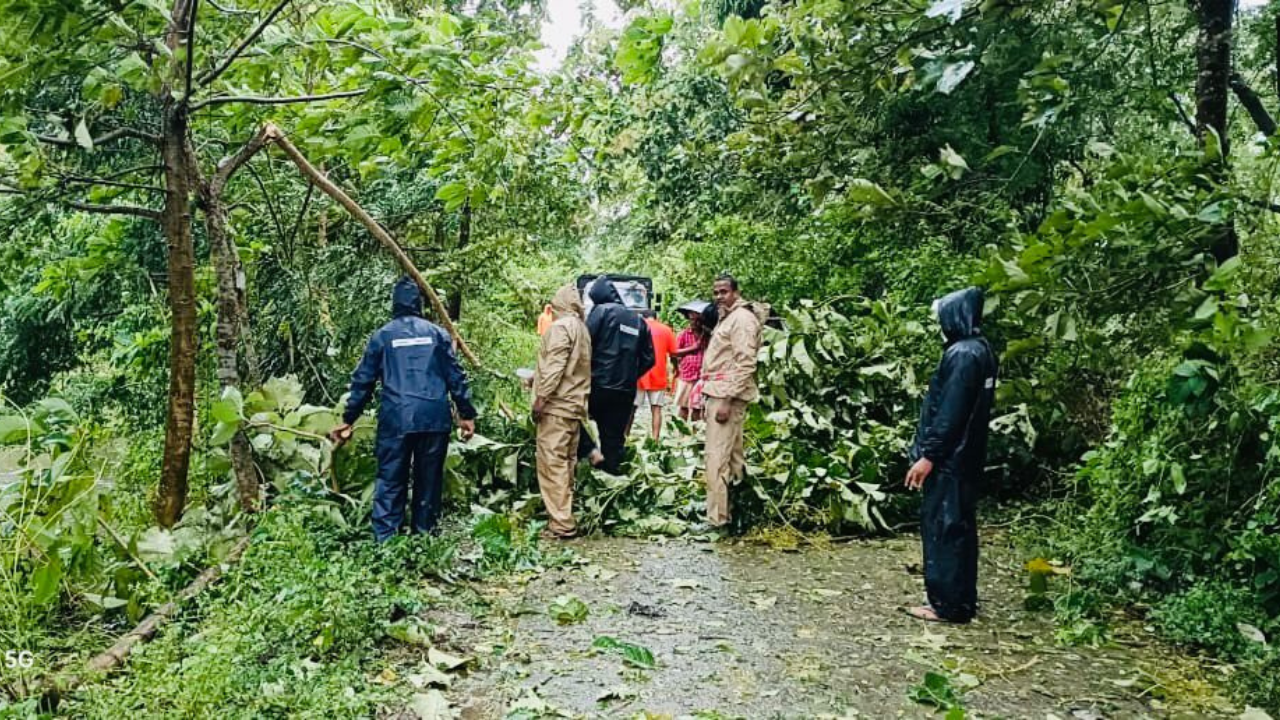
[135,527,176,563]
[31,554,62,606]
[1203,256,1241,292]
[846,179,895,206]
[262,376,304,413]
[210,421,239,446]
[0,415,29,444]
[83,593,128,610]
[1193,296,1219,321]
[592,636,656,668]
[435,181,468,211]
[211,399,240,425]
[548,594,590,624]
[791,338,816,376]
[387,618,433,646]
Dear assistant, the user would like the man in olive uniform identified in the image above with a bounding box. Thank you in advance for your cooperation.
[699,273,768,528]
[532,283,592,539]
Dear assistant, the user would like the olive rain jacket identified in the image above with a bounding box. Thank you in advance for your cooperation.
[910,286,998,622]
[342,277,477,435]
[585,280,655,392]
[535,284,592,419]
[701,298,769,403]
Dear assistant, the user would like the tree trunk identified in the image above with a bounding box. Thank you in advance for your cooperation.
[1190,0,1238,262]
[449,200,470,322]
[154,2,199,528]
[201,186,260,512]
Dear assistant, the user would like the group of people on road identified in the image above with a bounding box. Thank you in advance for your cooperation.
[333,275,997,625]
[531,273,766,537]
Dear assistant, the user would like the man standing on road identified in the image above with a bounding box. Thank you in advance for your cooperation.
[532,283,592,539]
[633,309,678,440]
[578,279,655,475]
[330,276,476,542]
[700,273,767,529]
[904,287,997,624]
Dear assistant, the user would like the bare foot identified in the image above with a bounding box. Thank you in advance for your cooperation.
[903,605,947,622]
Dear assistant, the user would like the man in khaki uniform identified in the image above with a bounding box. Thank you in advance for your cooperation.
[532,284,592,539]
[700,273,767,528]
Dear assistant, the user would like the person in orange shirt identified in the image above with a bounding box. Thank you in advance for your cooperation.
[634,309,679,440]
[536,303,554,335]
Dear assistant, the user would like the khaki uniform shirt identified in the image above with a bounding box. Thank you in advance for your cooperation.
[702,299,764,403]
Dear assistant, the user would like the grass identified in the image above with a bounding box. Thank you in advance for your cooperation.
[53,503,560,718]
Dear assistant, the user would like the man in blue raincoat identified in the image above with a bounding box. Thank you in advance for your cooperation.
[904,287,997,623]
[330,276,477,541]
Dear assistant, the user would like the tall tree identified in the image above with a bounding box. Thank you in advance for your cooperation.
[1190,0,1239,261]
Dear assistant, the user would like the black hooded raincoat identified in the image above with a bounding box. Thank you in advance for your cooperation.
[910,287,998,622]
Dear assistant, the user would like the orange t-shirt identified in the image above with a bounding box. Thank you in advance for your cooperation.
[638,317,678,391]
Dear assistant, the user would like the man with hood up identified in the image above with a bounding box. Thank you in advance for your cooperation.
[532,284,592,539]
[577,278,655,475]
[904,286,998,623]
[330,276,477,542]
[700,273,769,530]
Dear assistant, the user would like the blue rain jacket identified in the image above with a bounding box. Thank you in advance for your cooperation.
[342,277,477,435]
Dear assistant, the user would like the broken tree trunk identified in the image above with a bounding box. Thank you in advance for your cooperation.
[264,125,481,367]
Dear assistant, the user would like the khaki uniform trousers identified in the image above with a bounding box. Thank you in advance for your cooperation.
[704,396,747,526]
[536,412,580,536]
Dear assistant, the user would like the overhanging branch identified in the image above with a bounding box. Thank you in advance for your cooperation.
[1229,72,1277,137]
[65,199,162,221]
[262,124,481,367]
[36,126,160,148]
[190,89,366,111]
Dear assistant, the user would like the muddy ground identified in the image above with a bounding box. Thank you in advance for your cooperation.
[406,534,1240,719]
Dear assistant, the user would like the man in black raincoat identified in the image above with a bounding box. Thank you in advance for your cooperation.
[330,277,477,542]
[905,287,997,623]
[577,279,655,475]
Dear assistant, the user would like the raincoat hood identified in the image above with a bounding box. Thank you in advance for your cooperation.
[935,287,983,343]
[392,276,423,318]
[587,279,623,306]
[550,283,584,319]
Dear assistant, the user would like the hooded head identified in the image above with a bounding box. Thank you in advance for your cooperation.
[933,287,984,343]
[549,283,584,320]
[392,276,423,318]
[587,279,623,306]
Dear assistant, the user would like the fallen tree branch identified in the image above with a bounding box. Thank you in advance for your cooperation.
[264,124,481,367]
[40,534,253,706]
